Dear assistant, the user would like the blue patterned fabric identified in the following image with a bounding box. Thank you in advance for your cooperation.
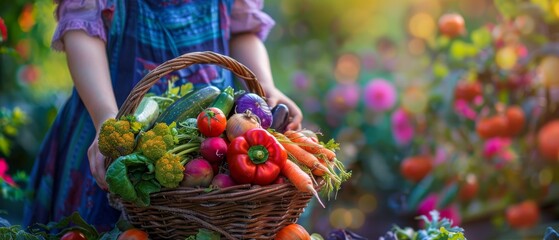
[24,0,234,231]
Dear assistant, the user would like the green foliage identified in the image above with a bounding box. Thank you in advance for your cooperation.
[391,211,466,240]
[0,107,28,156]
[105,153,161,207]
[185,229,221,240]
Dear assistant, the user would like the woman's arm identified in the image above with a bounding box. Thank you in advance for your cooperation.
[229,33,303,130]
[64,30,117,189]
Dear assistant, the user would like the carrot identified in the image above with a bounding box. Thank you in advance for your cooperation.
[282,160,325,208]
[285,130,336,161]
[276,134,333,178]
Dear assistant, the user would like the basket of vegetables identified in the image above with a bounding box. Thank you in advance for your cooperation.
[100,51,350,239]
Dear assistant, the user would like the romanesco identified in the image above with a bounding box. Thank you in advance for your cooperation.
[137,123,178,161]
[155,153,185,188]
[98,118,140,159]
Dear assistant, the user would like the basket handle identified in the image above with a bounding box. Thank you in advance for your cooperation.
[115,51,265,119]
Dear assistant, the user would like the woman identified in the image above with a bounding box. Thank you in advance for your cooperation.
[23,0,302,231]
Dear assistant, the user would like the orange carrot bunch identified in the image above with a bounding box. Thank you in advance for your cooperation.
[271,130,351,200]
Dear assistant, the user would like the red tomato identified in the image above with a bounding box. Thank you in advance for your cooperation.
[506,200,540,229]
[60,230,87,240]
[538,120,559,161]
[275,224,310,240]
[400,156,433,182]
[476,115,508,139]
[197,107,227,137]
[505,106,525,136]
[118,228,149,240]
[454,81,482,102]
[438,13,466,38]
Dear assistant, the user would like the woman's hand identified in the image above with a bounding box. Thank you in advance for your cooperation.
[265,87,303,131]
[229,33,303,130]
[87,131,108,190]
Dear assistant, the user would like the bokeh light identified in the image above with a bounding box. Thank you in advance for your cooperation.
[408,38,426,56]
[329,208,353,229]
[495,46,518,70]
[358,194,377,213]
[538,55,559,87]
[348,208,366,229]
[334,53,361,84]
[539,168,553,186]
[408,12,436,40]
[514,15,535,35]
[401,86,429,114]
[18,4,35,32]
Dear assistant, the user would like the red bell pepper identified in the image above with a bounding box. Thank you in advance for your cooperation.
[226,128,287,185]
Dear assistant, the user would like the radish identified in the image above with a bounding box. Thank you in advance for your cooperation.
[181,158,214,187]
[200,137,228,164]
[211,173,236,188]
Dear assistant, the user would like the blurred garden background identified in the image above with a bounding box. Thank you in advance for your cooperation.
[3,0,559,239]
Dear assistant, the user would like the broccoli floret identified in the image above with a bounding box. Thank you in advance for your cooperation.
[155,153,185,188]
[98,118,140,159]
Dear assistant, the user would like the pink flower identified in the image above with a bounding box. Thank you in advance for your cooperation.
[0,158,16,186]
[434,147,448,165]
[454,99,477,120]
[326,83,360,112]
[483,137,511,158]
[0,17,7,42]
[292,71,309,91]
[417,194,462,226]
[363,79,397,112]
[391,108,414,145]
[494,149,516,169]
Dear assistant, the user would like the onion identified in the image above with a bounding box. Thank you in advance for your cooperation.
[226,110,261,141]
[235,93,273,129]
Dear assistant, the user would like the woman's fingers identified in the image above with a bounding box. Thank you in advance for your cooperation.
[265,88,303,131]
[87,138,108,190]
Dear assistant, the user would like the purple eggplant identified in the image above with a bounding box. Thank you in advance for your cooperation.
[270,104,290,133]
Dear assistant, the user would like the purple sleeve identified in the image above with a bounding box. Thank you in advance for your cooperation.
[230,0,276,40]
[51,0,107,51]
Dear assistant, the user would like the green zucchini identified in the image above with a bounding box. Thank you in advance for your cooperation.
[155,86,221,125]
[134,96,160,131]
[211,86,235,116]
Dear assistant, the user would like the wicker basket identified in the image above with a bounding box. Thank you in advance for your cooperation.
[106,51,316,240]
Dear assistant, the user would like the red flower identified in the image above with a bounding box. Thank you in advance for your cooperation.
[0,17,7,42]
[0,158,16,186]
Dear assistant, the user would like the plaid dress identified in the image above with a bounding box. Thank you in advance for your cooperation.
[24,0,274,231]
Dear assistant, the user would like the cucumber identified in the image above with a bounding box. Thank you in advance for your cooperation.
[134,96,160,131]
[155,86,221,125]
[211,86,235,116]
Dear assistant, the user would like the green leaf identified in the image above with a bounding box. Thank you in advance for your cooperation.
[471,27,491,48]
[450,41,479,61]
[311,233,325,240]
[195,229,221,240]
[436,182,459,209]
[407,175,435,210]
[0,135,11,156]
[106,153,160,206]
[494,0,521,19]
[99,227,122,240]
[135,179,161,207]
[432,61,449,80]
